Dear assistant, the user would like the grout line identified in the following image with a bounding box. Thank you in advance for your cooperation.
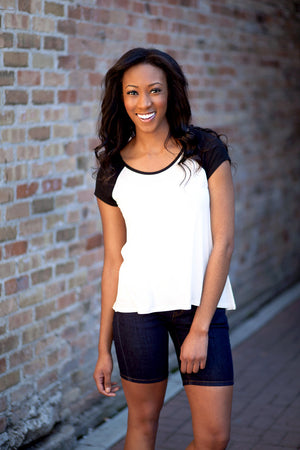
[76,282,300,449]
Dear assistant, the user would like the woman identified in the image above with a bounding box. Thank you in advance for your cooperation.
[93,48,236,450]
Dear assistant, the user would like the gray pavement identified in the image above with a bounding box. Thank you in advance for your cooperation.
[76,283,300,450]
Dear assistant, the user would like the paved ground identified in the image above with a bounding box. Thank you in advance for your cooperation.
[109,298,300,449]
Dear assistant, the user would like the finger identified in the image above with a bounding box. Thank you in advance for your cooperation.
[192,362,200,373]
[104,372,112,394]
[186,360,195,374]
[180,359,187,374]
[199,358,207,370]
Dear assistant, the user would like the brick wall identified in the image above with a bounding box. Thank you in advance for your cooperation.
[0,0,299,447]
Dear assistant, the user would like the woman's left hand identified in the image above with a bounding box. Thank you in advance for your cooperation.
[180,330,208,373]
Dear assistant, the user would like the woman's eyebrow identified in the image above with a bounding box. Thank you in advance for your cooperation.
[124,82,163,88]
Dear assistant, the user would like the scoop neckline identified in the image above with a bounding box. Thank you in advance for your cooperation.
[119,150,183,175]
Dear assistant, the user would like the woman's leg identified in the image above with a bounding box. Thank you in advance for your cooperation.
[185,384,233,450]
[122,378,168,450]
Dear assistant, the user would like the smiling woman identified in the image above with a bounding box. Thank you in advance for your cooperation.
[93,48,235,450]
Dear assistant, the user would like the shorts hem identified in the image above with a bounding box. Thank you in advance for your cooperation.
[120,374,168,384]
[183,380,234,387]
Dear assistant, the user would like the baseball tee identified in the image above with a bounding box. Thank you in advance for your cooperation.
[95,131,236,313]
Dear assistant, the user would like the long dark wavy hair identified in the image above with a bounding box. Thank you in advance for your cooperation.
[94,47,229,180]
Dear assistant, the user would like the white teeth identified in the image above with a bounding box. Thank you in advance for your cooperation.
[137,112,155,120]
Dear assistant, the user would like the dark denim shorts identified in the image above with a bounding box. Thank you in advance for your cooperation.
[113,307,234,386]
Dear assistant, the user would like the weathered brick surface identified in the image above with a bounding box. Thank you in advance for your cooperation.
[0,1,299,448]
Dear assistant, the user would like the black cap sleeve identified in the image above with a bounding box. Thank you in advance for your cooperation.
[94,155,125,207]
[200,134,231,179]
[94,170,118,206]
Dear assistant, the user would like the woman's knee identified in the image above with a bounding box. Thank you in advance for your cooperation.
[128,402,161,430]
[193,428,230,450]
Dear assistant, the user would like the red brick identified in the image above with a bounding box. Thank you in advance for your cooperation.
[0,32,14,48]
[86,234,102,250]
[45,248,66,260]
[68,5,81,19]
[57,292,76,309]
[31,267,52,285]
[44,109,65,122]
[35,300,55,320]
[18,0,41,14]
[0,187,13,204]
[4,13,29,30]
[0,335,19,355]
[16,182,39,199]
[32,16,55,33]
[32,161,52,177]
[4,51,28,67]
[42,178,62,193]
[5,276,29,296]
[17,33,40,49]
[18,70,41,85]
[32,89,54,104]
[58,55,77,69]
[0,110,14,125]
[2,128,26,143]
[53,124,73,138]
[0,297,18,315]
[17,145,40,160]
[19,218,43,236]
[6,203,29,220]
[28,126,50,141]
[9,346,33,367]
[5,241,28,258]
[4,164,26,182]
[47,313,67,332]
[58,89,77,103]
[55,261,74,276]
[45,1,64,16]
[6,202,30,220]
[32,197,54,213]
[0,370,20,392]
[45,280,65,299]
[88,72,102,86]
[0,70,14,86]
[32,53,53,68]
[44,72,65,86]
[44,36,64,51]
[0,359,6,375]
[0,226,17,243]
[58,19,76,34]
[78,55,96,70]
[5,89,28,105]
[66,175,84,187]
[22,323,44,344]
[0,261,15,279]
[9,309,33,330]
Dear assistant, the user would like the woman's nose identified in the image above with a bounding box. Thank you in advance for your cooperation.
[138,92,152,108]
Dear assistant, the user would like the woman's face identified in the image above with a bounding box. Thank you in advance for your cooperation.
[122,63,169,135]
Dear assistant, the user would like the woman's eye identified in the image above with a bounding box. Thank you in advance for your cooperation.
[126,90,138,96]
[151,88,161,94]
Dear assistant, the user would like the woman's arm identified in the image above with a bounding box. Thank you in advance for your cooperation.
[93,198,126,396]
[180,160,235,374]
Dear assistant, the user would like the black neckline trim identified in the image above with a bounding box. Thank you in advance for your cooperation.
[120,150,183,175]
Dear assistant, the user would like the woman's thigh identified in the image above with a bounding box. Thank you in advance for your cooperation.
[185,384,233,444]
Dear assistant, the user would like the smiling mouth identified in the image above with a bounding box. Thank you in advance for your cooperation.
[136,112,156,121]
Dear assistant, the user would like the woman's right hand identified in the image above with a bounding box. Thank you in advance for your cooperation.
[93,352,120,397]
